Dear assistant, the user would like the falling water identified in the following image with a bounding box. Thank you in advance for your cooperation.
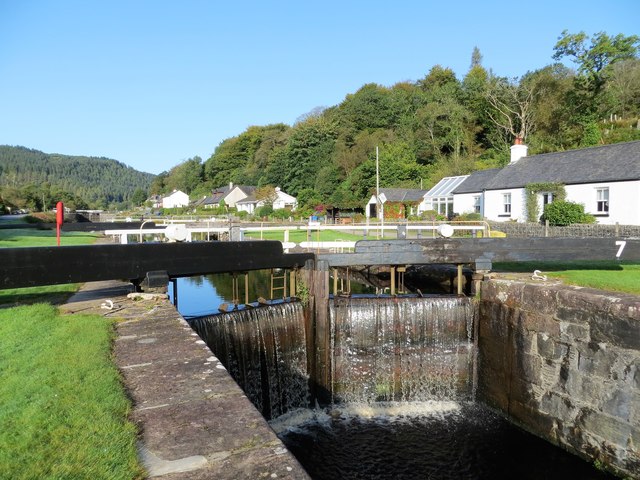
[189,302,309,420]
[183,287,611,479]
[330,296,476,404]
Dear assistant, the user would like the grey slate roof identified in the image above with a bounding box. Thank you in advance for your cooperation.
[454,141,640,193]
[233,185,257,197]
[380,188,428,203]
[203,185,258,206]
[205,185,232,205]
[236,194,257,204]
[452,169,500,194]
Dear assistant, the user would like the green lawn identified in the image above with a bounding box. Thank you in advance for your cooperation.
[244,229,364,242]
[0,229,143,478]
[0,284,80,306]
[493,261,640,295]
[0,228,100,247]
[0,304,144,479]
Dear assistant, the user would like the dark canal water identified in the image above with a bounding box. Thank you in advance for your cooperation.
[272,402,615,480]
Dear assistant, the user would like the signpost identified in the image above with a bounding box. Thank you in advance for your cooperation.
[56,201,64,246]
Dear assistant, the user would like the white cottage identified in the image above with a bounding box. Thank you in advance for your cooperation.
[162,190,190,209]
[452,140,640,225]
[236,187,297,214]
[365,188,428,220]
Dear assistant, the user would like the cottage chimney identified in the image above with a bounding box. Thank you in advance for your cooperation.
[510,137,528,163]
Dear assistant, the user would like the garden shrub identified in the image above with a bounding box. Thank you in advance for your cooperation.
[541,201,596,226]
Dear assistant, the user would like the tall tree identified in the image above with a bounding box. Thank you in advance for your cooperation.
[164,156,204,194]
[553,30,640,98]
[607,58,640,117]
[523,64,577,151]
[485,76,537,143]
[282,117,337,196]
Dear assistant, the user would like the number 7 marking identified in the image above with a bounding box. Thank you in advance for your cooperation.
[615,241,626,259]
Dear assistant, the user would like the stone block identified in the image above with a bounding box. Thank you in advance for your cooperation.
[478,336,509,378]
[484,279,525,308]
[477,367,510,410]
[537,333,566,361]
[507,399,558,441]
[576,342,618,380]
[559,320,591,343]
[608,299,640,323]
[522,311,560,337]
[514,352,542,385]
[521,283,558,315]
[478,302,510,340]
[539,391,577,420]
[539,357,562,391]
[508,376,537,406]
[602,388,636,423]
[556,288,611,316]
[578,408,634,450]
[590,312,640,350]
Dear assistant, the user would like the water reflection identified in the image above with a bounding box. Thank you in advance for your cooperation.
[170,269,377,318]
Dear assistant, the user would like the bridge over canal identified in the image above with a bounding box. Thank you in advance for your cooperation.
[1,237,639,291]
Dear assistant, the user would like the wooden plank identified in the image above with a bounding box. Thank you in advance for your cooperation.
[0,242,313,289]
[319,238,640,266]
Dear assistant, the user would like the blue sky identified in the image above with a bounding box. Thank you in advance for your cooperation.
[1,0,638,175]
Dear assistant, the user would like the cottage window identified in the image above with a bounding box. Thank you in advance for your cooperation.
[596,188,609,213]
[503,193,511,214]
[542,192,553,206]
[473,196,481,214]
[432,197,453,217]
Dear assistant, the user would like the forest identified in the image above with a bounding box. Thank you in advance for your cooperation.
[0,146,154,212]
[152,30,640,215]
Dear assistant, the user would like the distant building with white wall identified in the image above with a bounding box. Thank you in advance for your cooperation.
[451,140,640,225]
[162,190,190,209]
[236,187,297,214]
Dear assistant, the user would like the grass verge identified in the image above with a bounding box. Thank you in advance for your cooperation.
[0,304,144,480]
[493,261,640,295]
[0,284,80,306]
[244,229,363,242]
[0,229,100,247]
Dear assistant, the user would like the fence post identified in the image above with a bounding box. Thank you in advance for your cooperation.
[544,220,549,238]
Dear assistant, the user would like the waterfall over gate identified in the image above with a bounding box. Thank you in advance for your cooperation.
[190,296,476,418]
[330,296,477,403]
[190,302,310,420]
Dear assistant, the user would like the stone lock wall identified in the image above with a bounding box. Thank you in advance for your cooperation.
[478,279,639,478]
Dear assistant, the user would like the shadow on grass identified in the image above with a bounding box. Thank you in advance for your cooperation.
[493,260,629,273]
[0,286,78,307]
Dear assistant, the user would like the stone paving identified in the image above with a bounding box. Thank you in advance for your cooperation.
[61,281,310,479]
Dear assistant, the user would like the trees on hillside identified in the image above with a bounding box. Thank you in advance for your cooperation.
[553,30,640,99]
[0,146,153,211]
[153,30,639,214]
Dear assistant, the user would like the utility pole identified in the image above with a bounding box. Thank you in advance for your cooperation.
[376,146,383,239]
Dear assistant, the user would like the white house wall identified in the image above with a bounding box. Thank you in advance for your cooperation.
[483,188,527,222]
[453,193,480,216]
[237,202,256,214]
[565,181,640,225]
[365,195,379,219]
[225,188,248,208]
[162,191,190,209]
[273,190,297,210]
